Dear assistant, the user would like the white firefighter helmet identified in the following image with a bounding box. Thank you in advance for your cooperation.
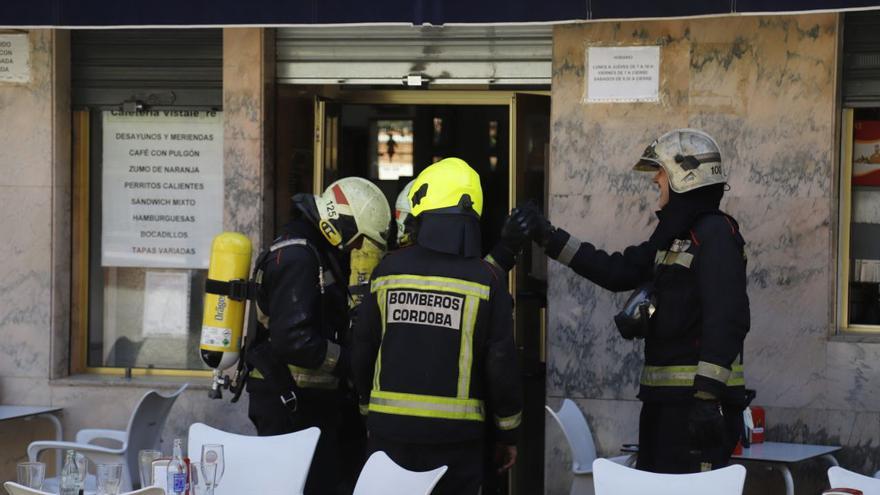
[315,177,391,250]
[634,129,726,193]
[395,180,415,247]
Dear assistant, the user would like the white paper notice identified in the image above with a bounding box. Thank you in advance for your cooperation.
[586,46,660,103]
[101,110,223,269]
[0,34,30,83]
[142,271,190,337]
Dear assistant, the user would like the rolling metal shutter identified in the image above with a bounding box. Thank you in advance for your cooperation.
[276,25,552,86]
[72,29,223,108]
[843,11,880,106]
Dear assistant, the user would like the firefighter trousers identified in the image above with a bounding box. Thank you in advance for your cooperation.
[248,388,366,495]
[636,401,744,474]
[368,435,484,495]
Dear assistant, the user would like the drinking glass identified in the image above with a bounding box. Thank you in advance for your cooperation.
[138,449,162,487]
[16,462,45,489]
[189,461,204,495]
[200,444,225,495]
[96,463,123,495]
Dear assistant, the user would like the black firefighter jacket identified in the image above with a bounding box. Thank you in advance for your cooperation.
[248,217,351,396]
[545,213,750,404]
[351,244,524,445]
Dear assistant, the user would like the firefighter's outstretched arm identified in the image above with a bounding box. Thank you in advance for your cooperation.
[485,281,523,446]
[264,247,347,377]
[693,216,750,399]
[539,225,655,292]
[351,286,382,414]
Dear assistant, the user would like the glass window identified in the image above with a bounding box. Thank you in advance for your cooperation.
[75,110,224,372]
[841,109,880,331]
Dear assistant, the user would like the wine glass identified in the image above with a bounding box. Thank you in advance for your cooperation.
[200,444,225,495]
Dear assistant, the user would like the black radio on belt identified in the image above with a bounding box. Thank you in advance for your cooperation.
[613,282,656,340]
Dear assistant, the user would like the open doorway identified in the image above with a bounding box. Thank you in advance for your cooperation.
[276,88,550,495]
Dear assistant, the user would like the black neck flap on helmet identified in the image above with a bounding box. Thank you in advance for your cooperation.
[415,213,482,258]
[291,193,321,227]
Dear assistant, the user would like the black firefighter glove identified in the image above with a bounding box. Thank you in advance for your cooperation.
[687,398,726,451]
[530,211,555,248]
[499,203,541,255]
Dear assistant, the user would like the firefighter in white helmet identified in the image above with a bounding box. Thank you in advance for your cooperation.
[530,129,750,473]
[247,177,390,494]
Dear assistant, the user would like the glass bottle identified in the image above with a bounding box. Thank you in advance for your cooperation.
[167,439,187,495]
[60,449,80,495]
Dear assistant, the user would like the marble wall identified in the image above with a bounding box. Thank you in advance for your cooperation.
[546,13,876,494]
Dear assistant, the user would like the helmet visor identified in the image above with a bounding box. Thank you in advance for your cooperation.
[633,139,663,172]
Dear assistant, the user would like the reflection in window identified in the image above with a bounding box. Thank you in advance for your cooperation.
[488,120,498,148]
[433,117,443,146]
[375,120,414,180]
[848,116,880,325]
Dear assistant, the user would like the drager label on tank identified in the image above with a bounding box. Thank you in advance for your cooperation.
[201,325,232,347]
[387,290,464,330]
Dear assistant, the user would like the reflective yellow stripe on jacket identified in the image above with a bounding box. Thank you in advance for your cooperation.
[369,390,485,421]
[640,363,745,387]
[369,274,491,422]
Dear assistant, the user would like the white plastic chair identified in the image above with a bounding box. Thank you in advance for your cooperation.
[28,384,187,492]
[123,488,166,495]
[829,466,880,495]
[3,482,165,495]
[187,422,320,495]
[3,482,51,495]
[545,399,635,495]
[353,451,447,495]
[593,458,746,495]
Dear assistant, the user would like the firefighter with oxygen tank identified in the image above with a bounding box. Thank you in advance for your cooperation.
[200,177,390,495]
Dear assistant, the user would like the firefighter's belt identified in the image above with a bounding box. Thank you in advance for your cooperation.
[640,363,745,387]
[252,365,339,389]
[368,390,485,422]
[205,278,258,302]
[245,341,299,413]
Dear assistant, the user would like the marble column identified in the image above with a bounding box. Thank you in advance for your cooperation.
[223,28,275,251]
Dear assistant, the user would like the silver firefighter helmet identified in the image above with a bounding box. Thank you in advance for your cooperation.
[634,128,726,193]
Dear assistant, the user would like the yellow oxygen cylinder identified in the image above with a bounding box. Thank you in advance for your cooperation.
[200,232,252,371]
[349,237,384,311]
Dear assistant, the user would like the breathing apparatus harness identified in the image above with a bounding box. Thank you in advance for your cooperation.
[204,213,345,415]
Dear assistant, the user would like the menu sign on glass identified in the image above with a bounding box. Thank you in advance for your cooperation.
[101,110,223,269]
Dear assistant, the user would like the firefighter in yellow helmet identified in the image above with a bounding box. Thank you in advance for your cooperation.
[352,158,523,495]
[247,177,390,494]
[394,178,540,272]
